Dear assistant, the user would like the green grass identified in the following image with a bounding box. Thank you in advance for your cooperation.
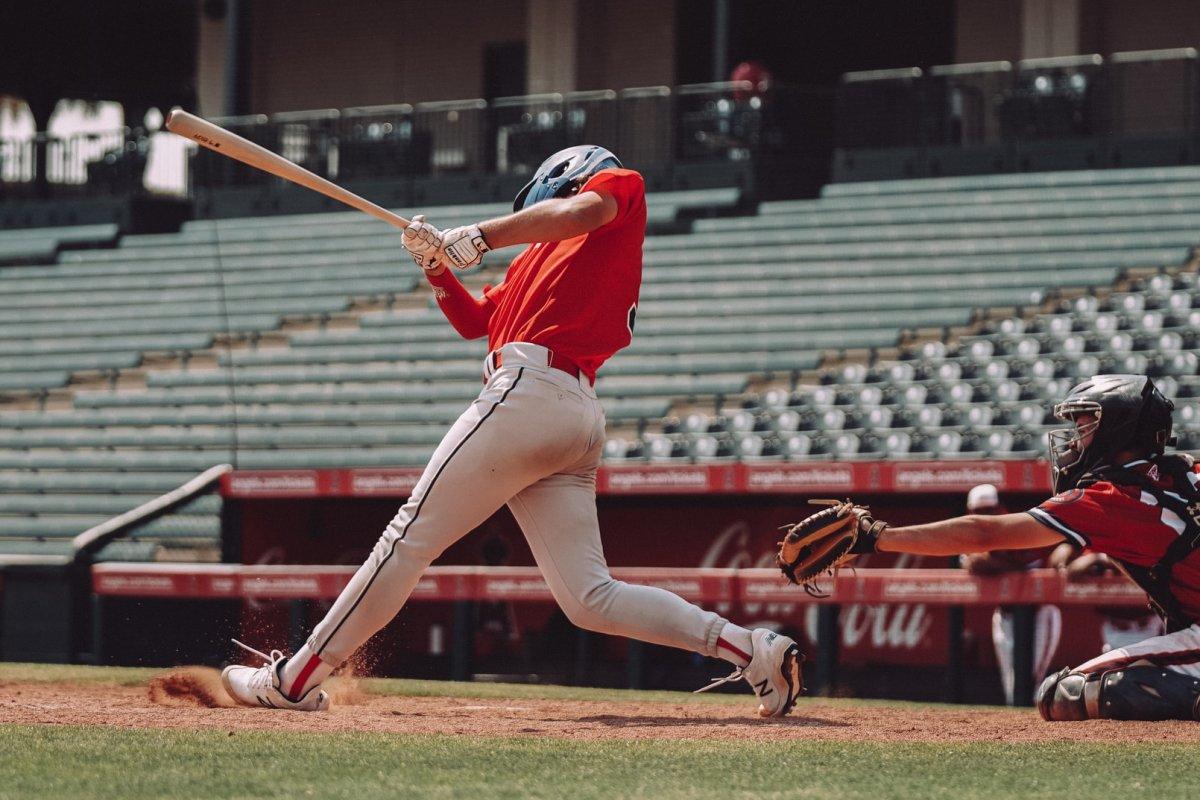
[0,662,160,687]
[2,663,1196,799]
[1,725,1195,800]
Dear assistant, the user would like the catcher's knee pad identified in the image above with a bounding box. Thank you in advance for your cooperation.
[1037,665,1200,721]
[1037,667,1091,721]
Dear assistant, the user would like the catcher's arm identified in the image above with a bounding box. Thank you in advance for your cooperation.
[877,512,1065,555]
[777,504,1068,588]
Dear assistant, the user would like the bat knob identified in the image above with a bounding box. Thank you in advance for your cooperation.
[164,107,185,131]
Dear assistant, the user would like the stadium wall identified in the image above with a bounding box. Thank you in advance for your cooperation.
[193,0,679,116]
[146,465,1110,700]
[955,0,1200,64]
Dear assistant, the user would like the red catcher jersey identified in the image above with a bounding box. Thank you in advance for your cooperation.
[483,168,645,381]
[1028,456,1200,622]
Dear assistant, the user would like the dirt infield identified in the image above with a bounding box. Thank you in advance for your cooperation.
[1,668,1199,743]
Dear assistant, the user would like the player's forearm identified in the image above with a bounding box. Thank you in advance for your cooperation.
[424,268,491,340]
[478,195,610,248]
[877,515,1011,555]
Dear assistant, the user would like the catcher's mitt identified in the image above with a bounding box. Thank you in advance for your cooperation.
[776,499,887,593]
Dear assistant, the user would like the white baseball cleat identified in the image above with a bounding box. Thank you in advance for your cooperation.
[220,639,329,711]
[695,628,804,717]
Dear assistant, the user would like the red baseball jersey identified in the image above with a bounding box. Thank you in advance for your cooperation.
[1028,456,1200,622]
[484,168,646,381]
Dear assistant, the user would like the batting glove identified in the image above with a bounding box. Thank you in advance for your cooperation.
[440,224,491,270]
[401,215,444,273]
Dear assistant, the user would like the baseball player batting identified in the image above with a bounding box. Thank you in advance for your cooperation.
[779,375,1200,720]
[222,145,803,716]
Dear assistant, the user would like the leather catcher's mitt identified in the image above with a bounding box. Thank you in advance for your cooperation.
[776,499,887,592]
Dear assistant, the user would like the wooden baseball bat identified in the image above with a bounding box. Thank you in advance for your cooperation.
[165,108,411,230]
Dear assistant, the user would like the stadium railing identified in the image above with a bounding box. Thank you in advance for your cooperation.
[834,47,1200,180]
[0,464,230,663]
[2,80,817,205]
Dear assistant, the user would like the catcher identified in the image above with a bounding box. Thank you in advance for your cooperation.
[778,375,1200,721]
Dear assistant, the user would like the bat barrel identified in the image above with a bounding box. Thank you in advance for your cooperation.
[165,108,410,230]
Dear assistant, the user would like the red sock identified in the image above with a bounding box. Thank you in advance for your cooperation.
[716,624,753,668]
[280,646,331,700]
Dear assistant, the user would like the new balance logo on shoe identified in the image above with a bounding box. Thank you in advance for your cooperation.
[752,678,773,697]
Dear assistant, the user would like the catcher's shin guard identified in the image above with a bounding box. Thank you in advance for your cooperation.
[1037,665,1200,721]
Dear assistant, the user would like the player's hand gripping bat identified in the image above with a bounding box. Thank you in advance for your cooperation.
[165,108,410,230]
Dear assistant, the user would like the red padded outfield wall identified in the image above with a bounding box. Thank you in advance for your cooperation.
[217,461,1145,694]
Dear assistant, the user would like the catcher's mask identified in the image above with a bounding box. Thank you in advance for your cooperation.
[513,144,621,212]
[1048,374,1175,494]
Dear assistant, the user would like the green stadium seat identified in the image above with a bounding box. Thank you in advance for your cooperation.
[0,352,143,374]
[0,333,212,358]
[0,471,201,493]
[4,166,1197,562]
[821,165,1200,197]
[703,196,1200,233]
[0,513,218,539]
[0,371,70,391]
[0,223,119,263]
[0,493,221,516]
[0,314,282,341]
[0,539,159,562]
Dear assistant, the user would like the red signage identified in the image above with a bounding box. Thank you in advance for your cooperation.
[739,462,859,493]
[221,461,1053,499]
[91,564,1146,607]
[598,465,727,494]
[346,469,424,496]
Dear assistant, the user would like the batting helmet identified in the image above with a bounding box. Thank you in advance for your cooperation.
[513,145,621,212]
[1048,374,1175,493]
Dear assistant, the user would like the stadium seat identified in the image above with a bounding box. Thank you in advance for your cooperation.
[5,166,1199,560]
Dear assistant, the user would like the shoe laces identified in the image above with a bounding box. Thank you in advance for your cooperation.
[693,666,745,694]
[232,638,285,691]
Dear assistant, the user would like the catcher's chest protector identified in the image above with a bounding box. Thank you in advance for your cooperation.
[1092,458,1200,632]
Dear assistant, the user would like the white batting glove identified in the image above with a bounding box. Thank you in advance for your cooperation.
[440,224,491,270]
[401,214,444,273]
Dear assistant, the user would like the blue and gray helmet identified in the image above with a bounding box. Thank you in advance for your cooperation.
[513,145,622,212]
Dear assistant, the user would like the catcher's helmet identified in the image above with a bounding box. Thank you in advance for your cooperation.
[513,145,621,212]
[1048,374,1175,493]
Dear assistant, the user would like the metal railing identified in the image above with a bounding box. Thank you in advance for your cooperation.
[1,81,811,201]
[836,47,1200,152]
[184,80,793,192]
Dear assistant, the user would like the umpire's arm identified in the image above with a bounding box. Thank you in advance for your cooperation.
[877,512,1065,556]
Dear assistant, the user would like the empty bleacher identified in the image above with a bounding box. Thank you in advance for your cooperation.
[610,167,1200,460]
[0,189,744,559]
[2,165,1198,560]
[0,223,120,265]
